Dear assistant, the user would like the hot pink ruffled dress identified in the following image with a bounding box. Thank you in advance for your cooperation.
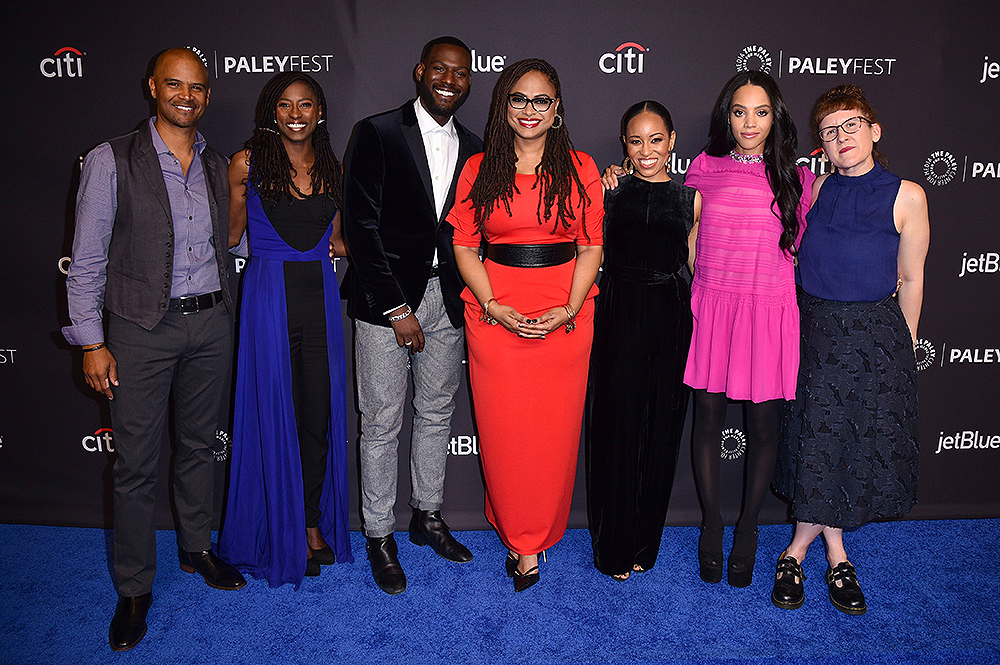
[683,152,815,403]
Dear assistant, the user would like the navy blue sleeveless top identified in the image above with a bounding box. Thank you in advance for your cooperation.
[798,162,902,302]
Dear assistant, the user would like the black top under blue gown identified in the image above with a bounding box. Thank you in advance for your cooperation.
[586,175,695,575]
[219,189,353,588]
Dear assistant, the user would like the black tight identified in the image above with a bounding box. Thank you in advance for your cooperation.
[691,390,779,532]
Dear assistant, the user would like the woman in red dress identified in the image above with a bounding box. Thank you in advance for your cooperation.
[448,58,603,592]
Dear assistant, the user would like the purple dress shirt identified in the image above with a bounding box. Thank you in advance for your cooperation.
[62,118,221,346]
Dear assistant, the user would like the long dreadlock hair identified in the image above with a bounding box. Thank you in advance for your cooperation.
[704,71,803,255]
[467,58,590,241]
[243,72,343,212]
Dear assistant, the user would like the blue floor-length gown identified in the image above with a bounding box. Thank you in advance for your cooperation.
[220,190,353,588]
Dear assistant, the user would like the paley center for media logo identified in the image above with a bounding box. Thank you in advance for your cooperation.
[720,428,746,460]
[916,339,1000,369]
[924,151,1000,186]
[40,46,84,78]
[735,45,895,77]
[599,42,647,74]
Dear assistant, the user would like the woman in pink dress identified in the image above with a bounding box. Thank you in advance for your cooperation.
[685,71,815,587]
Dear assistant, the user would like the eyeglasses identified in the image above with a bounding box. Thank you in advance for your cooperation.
[818,116,870,142]
[507,94,555,113]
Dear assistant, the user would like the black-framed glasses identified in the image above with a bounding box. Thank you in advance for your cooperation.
[507,94,555,113]
[818,116,870,142]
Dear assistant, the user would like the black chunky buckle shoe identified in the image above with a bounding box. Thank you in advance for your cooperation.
[771,552,806,610]
[826,561,866,615]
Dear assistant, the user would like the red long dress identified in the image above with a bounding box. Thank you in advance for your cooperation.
[447,152,604,555]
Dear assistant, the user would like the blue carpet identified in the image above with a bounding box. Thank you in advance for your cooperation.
[1,520,998,664]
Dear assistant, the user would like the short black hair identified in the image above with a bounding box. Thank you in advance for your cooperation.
[420,36,471,64]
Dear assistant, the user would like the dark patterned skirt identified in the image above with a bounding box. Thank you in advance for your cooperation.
[774,292,919,529]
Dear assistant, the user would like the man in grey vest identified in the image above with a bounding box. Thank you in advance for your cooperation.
[62,48,245,652]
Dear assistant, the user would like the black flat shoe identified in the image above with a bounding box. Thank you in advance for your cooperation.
[771,552,806,610]
[309,544,336,566]
[178,549,247,590]
[109,592,152,651]
[408,509,473,563]
[728,528,760,587]
[698,526,724,584]
[505,551,519,578]
[305,556,321,577]
[366,534,407,595]
[513,565,540,593]
[826,561,866,615]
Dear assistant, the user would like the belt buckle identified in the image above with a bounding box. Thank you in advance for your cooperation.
[177,295,200,315]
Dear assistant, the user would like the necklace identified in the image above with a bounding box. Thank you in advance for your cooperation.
[729,150,764,164]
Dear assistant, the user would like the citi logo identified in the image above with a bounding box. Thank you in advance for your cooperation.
[720,428,746,460]
[735,45,771,73]
[935,430,1000,454]
[471,49,506,73]
[797,149,834,177]
[980,56,999,83]
[599,42,646,74]
[0,349,16,364]
[924,151,957,186]
[40,47,84,78]
[914,339,936,371]
[83,428,114,453]
[959,252,998,277]
[448,435,479,456]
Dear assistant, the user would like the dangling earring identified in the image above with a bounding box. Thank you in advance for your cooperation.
[664,151,672,173]
[317,118,326,124]
[551,114,563,129]
[622,157,634,175]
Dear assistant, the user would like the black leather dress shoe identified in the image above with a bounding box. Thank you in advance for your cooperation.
[408,509,473,563]
[109,592,152,651]
[305,556,321,577]
[826,561,867,615]
[771,552,806,610]
[367,534,407,595]
[178,549,247,590]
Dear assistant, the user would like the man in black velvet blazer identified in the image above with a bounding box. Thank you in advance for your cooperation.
[342,36,483,595]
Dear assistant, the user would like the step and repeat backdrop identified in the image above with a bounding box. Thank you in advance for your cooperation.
[2,1,997,532]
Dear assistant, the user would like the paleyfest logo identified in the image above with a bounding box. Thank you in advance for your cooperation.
[736,45,772,73]
[40,46,84,78]
[924,151,958,186]
[599,42,647,74]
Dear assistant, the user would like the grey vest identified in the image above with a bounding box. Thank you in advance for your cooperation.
[105,121,233,330]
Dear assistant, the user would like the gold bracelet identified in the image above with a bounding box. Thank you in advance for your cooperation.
[480,298,499,325]
[562,303,577,333]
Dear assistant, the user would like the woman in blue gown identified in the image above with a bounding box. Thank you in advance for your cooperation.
[219,72,353,587]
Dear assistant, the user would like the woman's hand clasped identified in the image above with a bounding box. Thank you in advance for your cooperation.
[512,306,573,339]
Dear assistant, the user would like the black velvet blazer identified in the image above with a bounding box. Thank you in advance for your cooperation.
[341,100,483,328]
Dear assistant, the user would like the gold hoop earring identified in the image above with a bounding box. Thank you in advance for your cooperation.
[552,114,563,129]
[622,157,634,175]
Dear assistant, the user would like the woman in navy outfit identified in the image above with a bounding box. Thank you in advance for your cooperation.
[771,85,929,615]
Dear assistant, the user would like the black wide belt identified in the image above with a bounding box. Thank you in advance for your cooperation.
[168,290,224,314]
[604,263,683,284]
[486,242,576,268]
